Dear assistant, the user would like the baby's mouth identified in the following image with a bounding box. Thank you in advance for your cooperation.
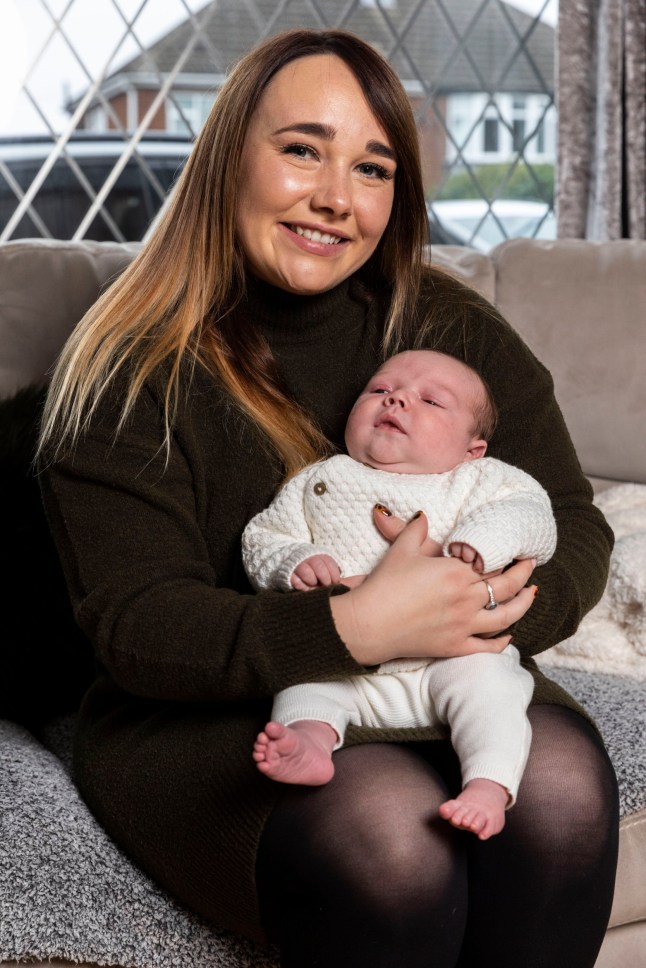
[376,416,405,433]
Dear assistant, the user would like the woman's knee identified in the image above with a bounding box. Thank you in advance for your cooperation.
[513,706,619,854]
[259,743,468,914]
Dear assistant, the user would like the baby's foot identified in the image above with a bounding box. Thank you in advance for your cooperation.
[439,778,510,840]
[253,720,337,786]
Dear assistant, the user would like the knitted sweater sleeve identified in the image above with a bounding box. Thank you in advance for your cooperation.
[443,460,557,573]
[40,379,365,704]
[241,465,339,591]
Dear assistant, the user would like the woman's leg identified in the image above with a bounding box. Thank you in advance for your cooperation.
[457,705,619,968]
[257,741,468,968]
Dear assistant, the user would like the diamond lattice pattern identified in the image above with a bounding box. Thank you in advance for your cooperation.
[0,0,556,248]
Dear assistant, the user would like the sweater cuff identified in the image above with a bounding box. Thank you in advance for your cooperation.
[254,584,366,693]
[443,525,511,574]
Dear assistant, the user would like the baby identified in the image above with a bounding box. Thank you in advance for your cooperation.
[242,350,556,839]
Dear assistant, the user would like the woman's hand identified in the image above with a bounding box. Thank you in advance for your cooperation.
[330,510,537,667]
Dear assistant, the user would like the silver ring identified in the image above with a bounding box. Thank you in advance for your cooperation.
[483,580,498,610]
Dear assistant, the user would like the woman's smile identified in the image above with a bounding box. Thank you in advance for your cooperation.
[236,54,396,294]
[280,221,351,255]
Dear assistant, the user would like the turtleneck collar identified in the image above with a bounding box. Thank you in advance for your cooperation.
[242,271,376,345]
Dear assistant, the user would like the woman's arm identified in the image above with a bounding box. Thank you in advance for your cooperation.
[40,378,365,705]
[481,331,612,655]
[41,367,537,701]
[417,269,614,655]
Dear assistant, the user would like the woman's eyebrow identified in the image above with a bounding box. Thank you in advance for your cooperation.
[273,123,395,160]
[366,140,396,161]
[273,122,337,139]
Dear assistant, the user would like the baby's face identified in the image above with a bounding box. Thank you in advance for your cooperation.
[345,350,488,475]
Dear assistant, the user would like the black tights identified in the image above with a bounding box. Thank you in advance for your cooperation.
[256,706,619,968]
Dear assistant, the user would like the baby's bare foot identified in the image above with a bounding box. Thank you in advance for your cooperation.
[253,720,337,786]
[439,778,510,840]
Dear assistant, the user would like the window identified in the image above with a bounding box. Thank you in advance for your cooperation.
[483,116,500,153]
[166,93,215,135]
[1,0,558,249]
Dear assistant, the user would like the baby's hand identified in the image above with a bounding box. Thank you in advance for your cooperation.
[291,554,342,591]
[448,542,484,573]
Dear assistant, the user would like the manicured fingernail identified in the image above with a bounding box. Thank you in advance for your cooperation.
[533,585,539,597]
[411,510,425,520]
[374,503,392,516]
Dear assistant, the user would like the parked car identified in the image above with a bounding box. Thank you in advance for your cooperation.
[427,198,556,252]
[0,134,193,242]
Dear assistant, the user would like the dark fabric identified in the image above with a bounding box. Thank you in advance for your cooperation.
[0,386,94,726]
[258,707,619,968]
[40,267,614,941]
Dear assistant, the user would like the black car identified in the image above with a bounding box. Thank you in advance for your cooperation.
[0,133,193,242]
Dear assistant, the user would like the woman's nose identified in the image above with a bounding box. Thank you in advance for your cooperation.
[311,167,352,216]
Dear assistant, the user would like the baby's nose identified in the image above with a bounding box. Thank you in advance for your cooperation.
[386,392,407,408]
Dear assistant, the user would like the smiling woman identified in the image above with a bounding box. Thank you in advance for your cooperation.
[235,59,396,295]
[38,26,618,968]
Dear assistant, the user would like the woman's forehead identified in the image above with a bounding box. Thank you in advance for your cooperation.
[252,54,392,147]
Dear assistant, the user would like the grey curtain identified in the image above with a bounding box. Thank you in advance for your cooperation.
[557,0,646,239]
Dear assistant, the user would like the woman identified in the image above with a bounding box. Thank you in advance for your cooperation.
[40,28,618,968]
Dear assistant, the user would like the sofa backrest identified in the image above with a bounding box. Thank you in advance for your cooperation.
[432,238,646,486]
[489,239,646,486]
[0,238,140,398]
[1,236,644,485]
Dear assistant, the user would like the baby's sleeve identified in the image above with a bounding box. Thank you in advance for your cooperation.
[241,468,339,591]
[443,462,558,573]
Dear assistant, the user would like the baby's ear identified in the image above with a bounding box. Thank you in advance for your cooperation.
[465,438,488,461]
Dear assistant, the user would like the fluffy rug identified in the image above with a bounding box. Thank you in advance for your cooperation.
[538,483,646,680]
[1,662,644,965]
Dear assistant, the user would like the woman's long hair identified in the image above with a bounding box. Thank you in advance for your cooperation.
[40,28,428,476]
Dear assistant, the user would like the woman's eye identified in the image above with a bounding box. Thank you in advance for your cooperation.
[281,143,316,161]
[357,162,393,181]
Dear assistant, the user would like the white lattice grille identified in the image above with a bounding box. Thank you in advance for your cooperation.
[0,0,557,248]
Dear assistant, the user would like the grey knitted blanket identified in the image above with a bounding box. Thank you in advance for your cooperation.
[0,718,278,967]
[0,667,643,966]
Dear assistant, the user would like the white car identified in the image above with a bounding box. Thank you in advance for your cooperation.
[428,199,556,252]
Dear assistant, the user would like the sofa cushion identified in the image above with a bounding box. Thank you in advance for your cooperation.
[490,238,646,485]
[430,244,496,304]
[0,238,140,399]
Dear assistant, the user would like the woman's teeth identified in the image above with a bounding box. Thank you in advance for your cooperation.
[293,226,343,245]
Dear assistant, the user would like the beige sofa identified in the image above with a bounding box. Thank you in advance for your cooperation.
[0,237,644,968]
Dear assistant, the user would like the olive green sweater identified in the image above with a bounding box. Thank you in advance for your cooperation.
[40,268,613,942]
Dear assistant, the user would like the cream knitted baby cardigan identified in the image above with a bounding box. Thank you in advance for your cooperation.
[242,454,556,593]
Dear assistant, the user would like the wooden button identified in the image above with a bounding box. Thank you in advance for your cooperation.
[313,481,327,495]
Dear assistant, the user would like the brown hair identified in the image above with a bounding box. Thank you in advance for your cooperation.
[40,29,428,476]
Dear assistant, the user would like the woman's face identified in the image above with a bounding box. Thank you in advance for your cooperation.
[236,54,397,294]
